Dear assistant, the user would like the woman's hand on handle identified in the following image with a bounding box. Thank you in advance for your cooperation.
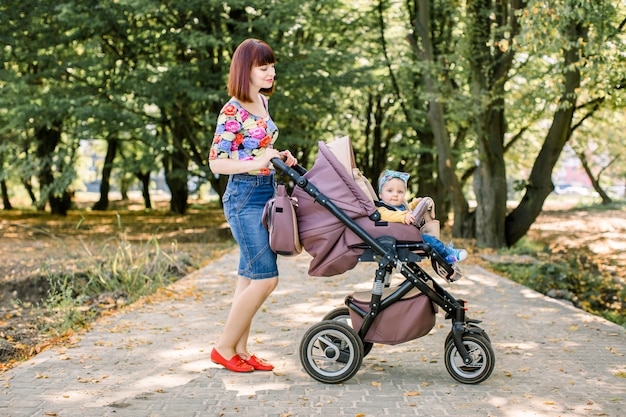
[279,150,298,167]
[260,148,282,166]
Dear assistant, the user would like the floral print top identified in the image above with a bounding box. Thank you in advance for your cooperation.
[208,95,279,175]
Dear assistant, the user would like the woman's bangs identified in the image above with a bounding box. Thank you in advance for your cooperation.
[255,44,276,66]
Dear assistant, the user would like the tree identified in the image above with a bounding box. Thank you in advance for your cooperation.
[382,0,625,247]
[0,1,83,214]
[505,0,625,245]
[570,108,626,204]
[1,0,623,247]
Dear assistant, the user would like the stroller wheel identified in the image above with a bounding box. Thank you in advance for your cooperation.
[323,307,374,356]
[444,333,495,384]
[299,320,364,384]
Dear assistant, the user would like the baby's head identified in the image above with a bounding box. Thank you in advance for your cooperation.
[378,170,409,207]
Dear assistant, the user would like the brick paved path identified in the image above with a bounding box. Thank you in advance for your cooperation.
[1,250,624,417]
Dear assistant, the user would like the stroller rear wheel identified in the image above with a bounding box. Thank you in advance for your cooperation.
[322,307,374,356]
[299,320,364,384]
[444,332,495,384]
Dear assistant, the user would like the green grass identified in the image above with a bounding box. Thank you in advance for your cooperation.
[39,233,201,335]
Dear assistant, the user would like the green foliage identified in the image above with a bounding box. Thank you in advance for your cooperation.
[1,0,624,243]
[492,246,626,327]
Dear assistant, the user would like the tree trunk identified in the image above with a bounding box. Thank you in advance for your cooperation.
[163,99,196,215]
[411,0,471,238]
[35,122,72,215]
[0,151,11,209]
[361,93,389,182]
[1,179,12,210]
[22,178,37,206]
[467,0,522,248]
[505,21,586,246]
[164,151,188,214]
[415,132,438,198]
[136,171,152,209]
[578,151,612,205]
[473,123,507,247]
[119,177,130,200]
[93,137,119,211]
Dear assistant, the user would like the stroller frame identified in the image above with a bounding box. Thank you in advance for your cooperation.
[272,158,495,385]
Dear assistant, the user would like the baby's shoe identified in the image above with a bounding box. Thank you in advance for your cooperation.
[445,248,468,263]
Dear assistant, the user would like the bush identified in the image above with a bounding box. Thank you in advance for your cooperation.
[492,241,626,327]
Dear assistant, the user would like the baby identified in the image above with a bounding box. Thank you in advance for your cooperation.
[376,169,467,263]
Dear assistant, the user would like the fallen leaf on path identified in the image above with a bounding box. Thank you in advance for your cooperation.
[606,346,624,356]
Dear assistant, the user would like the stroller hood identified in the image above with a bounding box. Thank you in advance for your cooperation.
[292,141,422,276]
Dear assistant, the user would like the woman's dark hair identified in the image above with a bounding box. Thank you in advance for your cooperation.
[228,39,276,103]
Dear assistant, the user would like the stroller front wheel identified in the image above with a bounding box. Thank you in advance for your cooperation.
[322,307,374,356]
[444,333,495,384]
[299,320,364,384]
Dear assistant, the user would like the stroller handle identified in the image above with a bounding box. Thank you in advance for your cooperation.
[271,157,308,186]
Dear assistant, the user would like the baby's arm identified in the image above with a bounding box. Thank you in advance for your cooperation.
[378,207,409,223]
[408,197,422,210]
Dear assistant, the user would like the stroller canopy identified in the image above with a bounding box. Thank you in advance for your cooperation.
[292,140,422,277]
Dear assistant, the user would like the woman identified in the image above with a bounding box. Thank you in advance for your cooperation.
[208,39,297,373]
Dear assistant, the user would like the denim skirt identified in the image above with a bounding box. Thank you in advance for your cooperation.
[222,174,278,280]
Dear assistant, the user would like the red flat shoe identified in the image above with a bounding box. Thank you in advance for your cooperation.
[211,348,254,373]
[243,355,274,371]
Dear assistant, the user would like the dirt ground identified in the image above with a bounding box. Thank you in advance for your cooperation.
[1,196,625,370]
[0,197,233,369]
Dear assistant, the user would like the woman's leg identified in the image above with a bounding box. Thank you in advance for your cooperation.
[215,276,278,360]
[231,277,251,356]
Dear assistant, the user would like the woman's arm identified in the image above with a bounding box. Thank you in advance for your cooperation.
[209,148,281,175]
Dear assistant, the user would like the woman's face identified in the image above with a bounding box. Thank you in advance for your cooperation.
[380,178,406,207]
[250,63,275,91]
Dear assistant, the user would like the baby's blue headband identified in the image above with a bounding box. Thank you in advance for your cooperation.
[378,169,410,194]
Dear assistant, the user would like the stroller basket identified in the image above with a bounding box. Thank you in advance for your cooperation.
[347,286,437,345]
[270,138,495,385]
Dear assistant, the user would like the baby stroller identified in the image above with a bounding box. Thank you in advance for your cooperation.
[271,138,495,385]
